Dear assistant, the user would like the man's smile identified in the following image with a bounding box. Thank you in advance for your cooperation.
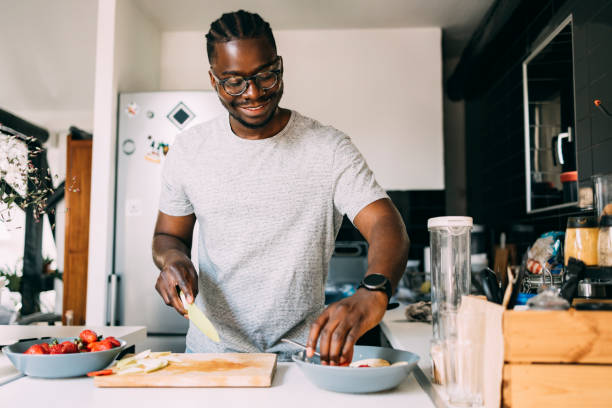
[235,96,275,116]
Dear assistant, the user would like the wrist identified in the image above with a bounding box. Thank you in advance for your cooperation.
[163,249,190,268]
[357,287,388,308]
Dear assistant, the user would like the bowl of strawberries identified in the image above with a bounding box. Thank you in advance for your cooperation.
[3,329,126,378]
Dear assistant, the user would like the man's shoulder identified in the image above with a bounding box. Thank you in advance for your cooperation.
[290,110,347,146]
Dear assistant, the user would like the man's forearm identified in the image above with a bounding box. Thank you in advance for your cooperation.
[152,233,192,270]
[364,213,410,290]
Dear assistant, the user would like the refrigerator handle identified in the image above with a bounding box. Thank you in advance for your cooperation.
[107,273,119,326]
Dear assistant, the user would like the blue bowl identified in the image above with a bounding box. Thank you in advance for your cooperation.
[3,337,126,378]
[292,345,419,393]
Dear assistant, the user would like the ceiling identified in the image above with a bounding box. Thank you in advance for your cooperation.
[134,0,495,58]
[0,0,494,116]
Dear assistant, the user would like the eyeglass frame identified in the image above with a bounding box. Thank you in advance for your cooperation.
[210,56,283,96]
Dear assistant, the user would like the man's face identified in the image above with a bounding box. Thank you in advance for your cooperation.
[209,37,283,129]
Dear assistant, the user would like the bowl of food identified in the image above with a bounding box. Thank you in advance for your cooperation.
[3,329,126,378]
[291,345,419,393]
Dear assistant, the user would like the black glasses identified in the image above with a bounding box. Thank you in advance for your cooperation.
[210,57,282,96]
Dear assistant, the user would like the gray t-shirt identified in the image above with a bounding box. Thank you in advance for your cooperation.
[159,110,387,356]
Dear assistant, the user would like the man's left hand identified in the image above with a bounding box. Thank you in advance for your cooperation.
[306,288,387,366]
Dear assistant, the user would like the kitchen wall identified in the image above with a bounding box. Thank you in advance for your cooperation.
[88,0,162,324]
[159,28,444,191]
[464,0,612,245]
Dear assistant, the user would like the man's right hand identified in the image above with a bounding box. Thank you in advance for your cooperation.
[152,211,198,317]
[155,249,199,317]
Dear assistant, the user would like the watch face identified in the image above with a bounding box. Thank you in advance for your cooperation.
[364,274,387,288]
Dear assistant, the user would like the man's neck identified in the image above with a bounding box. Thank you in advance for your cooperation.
[229,108,291,140]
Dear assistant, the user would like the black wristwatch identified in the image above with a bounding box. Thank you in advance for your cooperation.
[357,274,399,310]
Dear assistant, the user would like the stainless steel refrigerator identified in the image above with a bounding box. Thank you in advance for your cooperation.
[112,91,225,334]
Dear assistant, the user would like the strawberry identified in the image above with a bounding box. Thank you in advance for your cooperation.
[24,344,45,354]
[89,341,113,352]
[104,337,120,347]
[79,329,98,344]
[49,344,65,354]
[39,343,50,354]
[61,341,78,354]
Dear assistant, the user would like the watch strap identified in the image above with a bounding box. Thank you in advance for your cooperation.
[358,276,396,310]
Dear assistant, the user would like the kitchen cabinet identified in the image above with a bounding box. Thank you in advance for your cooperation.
[523,15,578,213]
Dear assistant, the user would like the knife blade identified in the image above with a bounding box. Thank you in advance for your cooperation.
[179,291,220,343]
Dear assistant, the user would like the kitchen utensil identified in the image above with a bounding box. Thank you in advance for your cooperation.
[565,216,599,266]
[483,267,502,304]
[280,338,320,357]
[494,233,510,288]
[598,215,612,266]
[179,290,220,343]
[441,338,482,406]
[506,265,526,310]
[593,173,612,219]
[428,216,473,342]
[291,345,419,393]
[559,257,587,303]
[94,353,277,387]
[576,279,612,299]
[3,337,126,378]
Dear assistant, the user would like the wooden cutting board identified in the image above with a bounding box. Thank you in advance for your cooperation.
[94,353,277,388]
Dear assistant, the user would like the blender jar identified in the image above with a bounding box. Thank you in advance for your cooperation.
[593,174,612,219]
[428,216,473,342]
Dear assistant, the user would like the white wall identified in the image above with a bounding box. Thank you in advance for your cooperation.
[159,28,444,190]
[87,0,161,325]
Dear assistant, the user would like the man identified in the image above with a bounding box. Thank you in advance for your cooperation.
[152,10,409,366]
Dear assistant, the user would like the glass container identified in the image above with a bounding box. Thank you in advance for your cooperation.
[564,216,599,266]
[593,174,612,219]
[428,216,473,342]
[599,215,612,267]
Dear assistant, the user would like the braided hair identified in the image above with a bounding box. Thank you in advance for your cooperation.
[206,10,277,64]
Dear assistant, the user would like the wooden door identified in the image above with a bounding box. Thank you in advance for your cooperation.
[62,135,92,325]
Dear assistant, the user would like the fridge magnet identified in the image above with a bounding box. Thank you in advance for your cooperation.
[125,102,139,118]
[122,139,136,155]
[146,110,155,119]
[144,136,168,163]
[144,151,161,164]
[159,142,169,155]
[167,102,195,130]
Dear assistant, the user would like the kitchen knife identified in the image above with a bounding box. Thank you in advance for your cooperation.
[179,290,220,343]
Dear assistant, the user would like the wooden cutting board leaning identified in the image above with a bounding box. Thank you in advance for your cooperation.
[94,353,277,387]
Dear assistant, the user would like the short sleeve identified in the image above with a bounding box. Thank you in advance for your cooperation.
[158,139,194,216]
[332,134,388,222]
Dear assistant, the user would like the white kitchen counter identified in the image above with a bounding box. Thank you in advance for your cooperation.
[379,305,447,407]
[0,311,442,407]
